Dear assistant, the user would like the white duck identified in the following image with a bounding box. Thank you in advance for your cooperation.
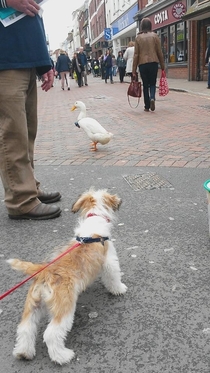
[71,101,113,151]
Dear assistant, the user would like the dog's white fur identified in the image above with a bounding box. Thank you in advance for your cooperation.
[7,188,127,365]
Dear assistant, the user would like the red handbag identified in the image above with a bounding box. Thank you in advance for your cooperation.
[159,70,169,96]
[127,78,142,108]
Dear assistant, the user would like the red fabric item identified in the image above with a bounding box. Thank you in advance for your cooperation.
[159,70,169,96]
[127,79,142,98]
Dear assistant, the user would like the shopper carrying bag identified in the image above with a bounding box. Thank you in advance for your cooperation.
[127,77,142,108]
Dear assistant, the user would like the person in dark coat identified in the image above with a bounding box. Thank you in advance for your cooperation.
[117,51,126,83]
[72,52,82,87]
[205,39,210,89]
[55,50,71,90]
[104,49,114,84]
[77,47,88,86]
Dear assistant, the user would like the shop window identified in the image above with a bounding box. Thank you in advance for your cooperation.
[207,25,210,48]
[169,25,175,62]
[158,22,187,64]
[158,27,168,64]
[177,22,185,62]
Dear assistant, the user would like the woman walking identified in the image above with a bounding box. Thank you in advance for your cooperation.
[117,51,126,83]
[104,49,114,84]
[124,41,135,79]
[132,18,165,112]
[55,50,71,91]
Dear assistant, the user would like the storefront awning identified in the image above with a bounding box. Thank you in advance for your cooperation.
[182,0,210,21]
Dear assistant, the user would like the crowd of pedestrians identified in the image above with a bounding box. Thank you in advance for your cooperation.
[53,15,168,114]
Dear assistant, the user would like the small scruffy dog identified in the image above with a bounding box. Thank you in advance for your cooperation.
[7,188,127,365]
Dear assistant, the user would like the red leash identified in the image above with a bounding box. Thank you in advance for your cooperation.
[0,241,81,301]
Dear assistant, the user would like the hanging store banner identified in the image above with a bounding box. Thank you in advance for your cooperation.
[111,4,138,36]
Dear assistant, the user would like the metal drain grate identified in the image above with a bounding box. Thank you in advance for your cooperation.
[123,172,173,191]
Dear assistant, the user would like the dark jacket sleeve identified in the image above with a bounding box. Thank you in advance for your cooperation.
[205,41,210,64]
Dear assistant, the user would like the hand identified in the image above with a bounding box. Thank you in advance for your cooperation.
[6,0,40,17]
[41,70,54,92]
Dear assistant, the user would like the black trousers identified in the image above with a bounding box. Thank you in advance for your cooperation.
[118,67,125,82]
[139,62,158,110]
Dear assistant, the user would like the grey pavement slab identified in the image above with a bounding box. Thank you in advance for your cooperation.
[0,165,210,373]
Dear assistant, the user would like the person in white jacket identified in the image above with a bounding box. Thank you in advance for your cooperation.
[124,41,136,79]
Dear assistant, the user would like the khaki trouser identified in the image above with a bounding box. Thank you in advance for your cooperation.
[0,69,41,215]
[60,71,70,89]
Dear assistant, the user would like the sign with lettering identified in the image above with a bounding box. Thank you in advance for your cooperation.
[104,28,111,40]
[172,2,186,19]
[149,1,187,30]
[111,4,138,35]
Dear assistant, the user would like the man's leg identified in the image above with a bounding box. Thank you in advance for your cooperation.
[0,69,61,218]
[83,67,88,85]
[0,69,41,215]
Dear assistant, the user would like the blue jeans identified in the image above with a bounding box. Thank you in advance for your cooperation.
[105,67,113,82]
[112,66,117,76]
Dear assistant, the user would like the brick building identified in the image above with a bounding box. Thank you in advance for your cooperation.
[89,0,108,58]
[135,0,188,79]
[183,0,210,82]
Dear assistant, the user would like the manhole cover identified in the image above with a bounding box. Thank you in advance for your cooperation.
[123,172,173,191]
[94,95,108,99]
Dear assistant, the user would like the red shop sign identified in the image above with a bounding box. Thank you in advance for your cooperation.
[149,1,186,30]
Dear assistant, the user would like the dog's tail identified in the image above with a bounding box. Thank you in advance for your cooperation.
[7,258,45,275]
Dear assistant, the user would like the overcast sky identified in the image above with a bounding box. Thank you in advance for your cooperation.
[42,0,85,50]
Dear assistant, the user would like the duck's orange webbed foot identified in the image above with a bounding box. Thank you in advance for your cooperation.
[90,142,98,151]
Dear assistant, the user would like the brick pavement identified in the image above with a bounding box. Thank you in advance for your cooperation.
[36,74,210,168]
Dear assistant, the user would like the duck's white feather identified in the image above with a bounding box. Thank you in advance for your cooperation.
[72,101,113,147]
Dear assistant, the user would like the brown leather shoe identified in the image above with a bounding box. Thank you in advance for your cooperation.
[8,203,61,220]
[38,191,61,204]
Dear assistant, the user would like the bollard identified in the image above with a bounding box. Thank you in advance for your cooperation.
[203,179,210,236]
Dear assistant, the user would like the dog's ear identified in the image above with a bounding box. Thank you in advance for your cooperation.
[104,193,122,211]
[71,194,85,213]
[71,192,95,213]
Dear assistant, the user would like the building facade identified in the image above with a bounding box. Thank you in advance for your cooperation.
[60,0,210,82]
[89,0,108,58]
[135,0,188,79]
[105,0,138,55]
[183,0,210,82]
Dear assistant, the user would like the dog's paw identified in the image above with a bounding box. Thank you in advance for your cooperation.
[13,345,36,360]
[50,348,75,365]
[110,283,128,295]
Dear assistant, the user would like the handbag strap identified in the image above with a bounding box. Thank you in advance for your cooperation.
[127,94,140,108]
[161,70,166,78]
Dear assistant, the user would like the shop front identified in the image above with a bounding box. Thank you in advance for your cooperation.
[111,4,139,56]
[183,0,210,82]
[135,1,188,79]
[91,40,109,59]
